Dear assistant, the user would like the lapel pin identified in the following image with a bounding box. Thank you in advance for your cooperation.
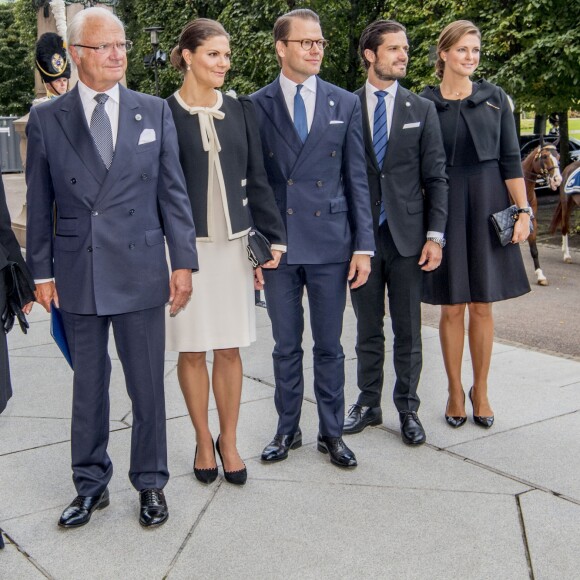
[405,102,411,107]
[135,114,142,121]
[329,100,335,107]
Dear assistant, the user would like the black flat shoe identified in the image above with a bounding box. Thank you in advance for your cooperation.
[139,488,168,528]
[399,411,426,445]
[193,440,218,484]
[343,403,382,434]
[469,387,494,429]
[58,488,110,528]
[261,428,302,462]
[445,392,467,428]
[317,434,357,468]
[216,435,247,485]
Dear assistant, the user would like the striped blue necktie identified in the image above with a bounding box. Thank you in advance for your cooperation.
[294,84,308,143]
[90,93,114,170]
[373,90,388,225]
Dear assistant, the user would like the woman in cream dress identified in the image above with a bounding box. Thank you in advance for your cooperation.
[166,19,285,484]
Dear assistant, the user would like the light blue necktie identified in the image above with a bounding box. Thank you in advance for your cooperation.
[373,90,388,225]
[294,84,308,143]
[90,93,114,170]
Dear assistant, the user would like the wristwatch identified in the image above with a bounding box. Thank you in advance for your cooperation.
[516,207,534,218]
[426,236,446,248]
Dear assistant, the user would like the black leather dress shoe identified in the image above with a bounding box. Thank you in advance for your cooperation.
[399,411,426,445]
[317,434,357,468]
[139,489,168,528]
[261,428,302,462]
[343,404,383,434]
[469,387,494,429]
[58,488,110,528]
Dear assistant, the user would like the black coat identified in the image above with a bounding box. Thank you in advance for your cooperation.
[419,80,523,180]
[0,176,34,414]
[167,93,286,246]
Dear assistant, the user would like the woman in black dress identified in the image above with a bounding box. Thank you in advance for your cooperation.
[166,19,285,484]
[421,20,530,429]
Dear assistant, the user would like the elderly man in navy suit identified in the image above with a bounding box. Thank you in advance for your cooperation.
[251,8,375,468]
[26,8,198,528]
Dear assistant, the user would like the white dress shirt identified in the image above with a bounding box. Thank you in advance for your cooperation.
[279,72,317,131]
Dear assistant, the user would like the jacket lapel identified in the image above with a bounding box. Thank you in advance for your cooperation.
[384,87,411,167]
[55,86,107,186]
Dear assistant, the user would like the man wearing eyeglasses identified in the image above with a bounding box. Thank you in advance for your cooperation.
[251,9,374,469]
[26,7,198,529]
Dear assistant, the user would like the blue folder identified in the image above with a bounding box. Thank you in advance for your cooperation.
[50,304,73,369]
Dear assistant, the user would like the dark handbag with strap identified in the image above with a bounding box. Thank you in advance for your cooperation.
[2,261,35,334]
[489,205,534,246]
[246,228,273,267]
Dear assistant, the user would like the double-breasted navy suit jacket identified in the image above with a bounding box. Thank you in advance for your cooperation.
[251,77,375,264]
[25,85,198,316]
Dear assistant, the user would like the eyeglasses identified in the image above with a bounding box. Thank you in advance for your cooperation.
[72,41,134,55]
[284,39,328,50]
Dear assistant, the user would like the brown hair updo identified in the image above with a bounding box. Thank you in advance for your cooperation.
[170,18,230,73]
[435,20,481,80]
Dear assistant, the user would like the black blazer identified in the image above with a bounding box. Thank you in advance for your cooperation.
[357,84,448,257]
[167,93,286,246]
[0,176,34,413]
[420,80,523,180]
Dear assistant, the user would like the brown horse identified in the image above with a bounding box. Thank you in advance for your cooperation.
[549,159,580,263]
[521,144,562,285]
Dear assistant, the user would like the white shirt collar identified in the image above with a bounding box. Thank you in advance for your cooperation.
[366,79,398,100]
[280,72,317,96]
[77,79,120,105]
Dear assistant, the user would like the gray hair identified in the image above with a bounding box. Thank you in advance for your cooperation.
[67,7,125,49]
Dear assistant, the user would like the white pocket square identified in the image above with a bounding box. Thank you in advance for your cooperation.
[241,179,247,187]
[329,120,344,125]
[138,128,156,145]
[403,122,420,129]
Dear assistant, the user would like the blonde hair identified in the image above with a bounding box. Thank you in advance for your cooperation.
[435,20,481,79]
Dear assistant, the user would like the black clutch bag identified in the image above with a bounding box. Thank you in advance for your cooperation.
[2,261,35,334]
[246,228,273,267]
[489,205,534,246]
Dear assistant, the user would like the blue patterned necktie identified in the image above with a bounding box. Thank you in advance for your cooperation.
[373,90,388,225]
[90,93,114,169]
[294,84,308,143]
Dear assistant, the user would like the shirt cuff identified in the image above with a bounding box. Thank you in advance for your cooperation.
[426,231,444,239]
[270,244,287,253]
[34,278,54,284]
[353,250,375,257]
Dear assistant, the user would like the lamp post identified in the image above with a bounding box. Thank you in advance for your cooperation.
[144,26,165,97]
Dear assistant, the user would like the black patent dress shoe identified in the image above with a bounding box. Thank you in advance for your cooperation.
[193,440,218,484]
[343,404,383,434]
[445,393,467,429]
[58,488,110,528]
[216,435,247,485]
[261,428,302,462]
[139,488,168,528]
[399,411,426,445]
[469,387,494,429]
[317,434,357,468]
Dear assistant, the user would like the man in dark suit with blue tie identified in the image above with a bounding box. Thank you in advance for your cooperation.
[26,8,198,528]
[251,9,375,468]
[343,20,448,445]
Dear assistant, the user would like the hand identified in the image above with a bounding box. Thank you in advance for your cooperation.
[169,269,192,315]
[261,250,282,270]
[512,214,531,244]
[22,302,34,316]
[348,254,371,289]
[419,241,442,271]
[254,266,264,290]
[34,281,57,312]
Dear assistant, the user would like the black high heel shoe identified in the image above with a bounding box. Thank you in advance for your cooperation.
[469,387,494,429]
[193,440,218,484]
[445,391,467,428]
[216,435,247,485]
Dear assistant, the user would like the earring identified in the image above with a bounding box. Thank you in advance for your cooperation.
[186,64,191,71]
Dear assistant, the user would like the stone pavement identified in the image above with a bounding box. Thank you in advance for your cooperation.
[1,299,579,579]
[0,173,579,578]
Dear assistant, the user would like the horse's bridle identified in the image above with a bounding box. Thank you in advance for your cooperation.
[533,145,560,179]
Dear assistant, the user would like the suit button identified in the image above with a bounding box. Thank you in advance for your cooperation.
[287,208,294,215]
[91,210,99,216]
[316,180,323,187]
[287,179,294,186]
[70,178,77,184]
[330,151,336,157]
[381,174,385,179]
[129,242,135,249]
[129,209,135,215]
[314,210,321,217]
[375,200,382,206]
[141,173,149,180]
[268,151,274,158]
[87,246,93,252]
